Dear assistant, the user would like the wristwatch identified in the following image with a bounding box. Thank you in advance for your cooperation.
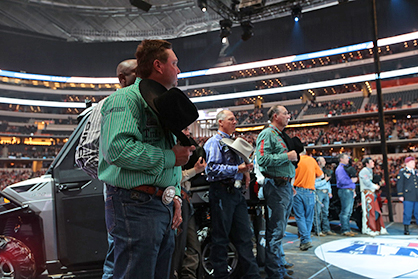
[174,195,183,206]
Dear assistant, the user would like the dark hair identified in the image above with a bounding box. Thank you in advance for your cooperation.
[362,157,372,167]
[135,40,172,78]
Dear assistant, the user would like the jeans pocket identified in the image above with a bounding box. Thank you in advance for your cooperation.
[105,195,116,233]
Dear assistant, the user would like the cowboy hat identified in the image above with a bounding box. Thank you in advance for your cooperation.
[139,79,198,146]
[221,137,254,163]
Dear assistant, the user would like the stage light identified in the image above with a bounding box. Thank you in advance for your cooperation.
[219,19,233,39]
[129,0,152,12]
[291,5,302,22]
[197,0,207,12]
[241,21,254,41]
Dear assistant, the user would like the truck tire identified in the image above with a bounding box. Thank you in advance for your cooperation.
[0,236,36,279]
[201,239,240,278]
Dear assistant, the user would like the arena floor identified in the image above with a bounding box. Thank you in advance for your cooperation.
[39,221,418,279]
[260,221,418,279]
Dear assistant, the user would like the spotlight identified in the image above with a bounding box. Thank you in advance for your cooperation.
[129,0,152,12]
[241,21,254,41]
[291,5,302,22]
[197,0,207,12]
[219,19,233,39]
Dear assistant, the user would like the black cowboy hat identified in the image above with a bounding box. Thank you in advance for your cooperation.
[139,79,199,146]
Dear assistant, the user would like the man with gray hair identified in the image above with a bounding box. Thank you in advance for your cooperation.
[314,156,336,237]
[255,105,298,279]
[204,109,261,279]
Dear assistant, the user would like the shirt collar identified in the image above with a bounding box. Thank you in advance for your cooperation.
[269,124,282,135]
[217,130,231,139]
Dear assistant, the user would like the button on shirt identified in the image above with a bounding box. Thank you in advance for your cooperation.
[255,124,295,178]
[335,163,355,189]
[204,131,243,182]
[98,78,181,196]
[315,167,331,192]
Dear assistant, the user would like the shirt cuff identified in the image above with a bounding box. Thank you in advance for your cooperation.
[163,149,176,169]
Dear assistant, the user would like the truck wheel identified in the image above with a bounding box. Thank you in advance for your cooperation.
[0,236,36,279]
[201,239,240,278]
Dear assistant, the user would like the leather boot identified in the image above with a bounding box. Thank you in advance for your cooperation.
[404,225,410,235]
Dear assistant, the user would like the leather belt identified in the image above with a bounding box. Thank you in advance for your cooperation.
[132,185,164,197]
[181,188,191,203]
[264,173,292,182]
[317,189,328,193]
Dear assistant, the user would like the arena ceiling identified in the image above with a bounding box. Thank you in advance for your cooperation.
[0,0,343,43]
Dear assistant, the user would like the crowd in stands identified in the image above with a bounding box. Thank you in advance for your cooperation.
[0,169,47,191]
[308,99,358,116]
[1,144,63,159]
[395,118,418,139]
[0,122,38,134]
[364,97,403,111]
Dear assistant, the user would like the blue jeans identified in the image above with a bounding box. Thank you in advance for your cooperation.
[103,233,114,279]
[293,187,315,244]
[105,185,175,279]
[266,187,293,267]
[264,178,292,279]
[338,188,355,233]
[315,190,331,233]
[103,184,114,279]
[403,200,418,225]
[209,181,260,279]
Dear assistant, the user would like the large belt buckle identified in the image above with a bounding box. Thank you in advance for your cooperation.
[321,189,328,193]
[162,186,176,205]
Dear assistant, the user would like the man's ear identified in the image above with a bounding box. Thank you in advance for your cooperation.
[118,73,126,87]
[153,59,164,75]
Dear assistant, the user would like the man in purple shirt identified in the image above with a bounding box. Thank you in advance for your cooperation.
[335,153,358,236]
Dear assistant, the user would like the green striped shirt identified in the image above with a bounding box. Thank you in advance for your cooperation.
[255,124,295,178]
[98,78,181,196]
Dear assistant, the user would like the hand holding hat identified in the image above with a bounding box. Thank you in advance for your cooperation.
[139,79,199,146]
[221,137,254,164]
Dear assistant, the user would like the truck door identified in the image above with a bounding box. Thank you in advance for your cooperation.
[51,110,107,272]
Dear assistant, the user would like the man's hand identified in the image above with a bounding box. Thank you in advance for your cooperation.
[287,150,298,161]
[238,162,254,173]
[173,143,196,166]
[328,193,333,199]
[194,157,207,173]
[172,197,183,230]
[292,186,297,196]
[399,196,404,202]
[351,177,358,183]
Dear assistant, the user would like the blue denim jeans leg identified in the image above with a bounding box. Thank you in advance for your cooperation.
[338,188,355,233]
[209,182,261,279]
[292,187,315,244]
[103,183,114,279]
[403,200,418,225]
[315,190,330,233]
[105,185,175,279]
[102,233,114,279]
[264,178,292,279]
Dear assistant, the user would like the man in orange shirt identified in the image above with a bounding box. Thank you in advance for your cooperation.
[293,149,323,251]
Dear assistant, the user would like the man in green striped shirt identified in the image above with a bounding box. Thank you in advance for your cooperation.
[98,40,195,279]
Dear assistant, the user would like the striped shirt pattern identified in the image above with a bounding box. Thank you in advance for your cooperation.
[255,124,295,178]
[98,78,181,196]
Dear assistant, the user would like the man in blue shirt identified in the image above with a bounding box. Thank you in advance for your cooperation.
[204,109,261,279]
[314,156,336,236]
[335,153,358,236]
